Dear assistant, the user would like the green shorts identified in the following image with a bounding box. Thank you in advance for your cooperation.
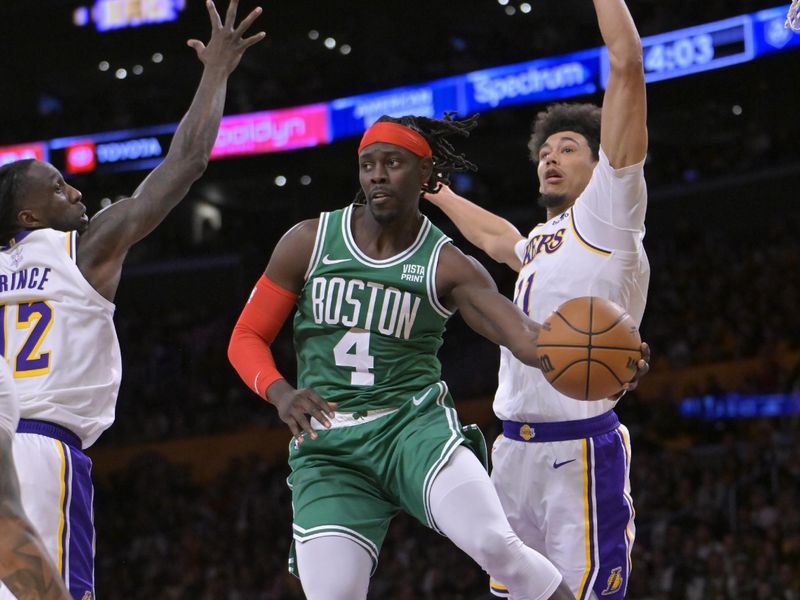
[286,381,487,577]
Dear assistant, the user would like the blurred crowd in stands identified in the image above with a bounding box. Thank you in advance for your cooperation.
[94,413,800,599]
[99,197,800,445]
[89,159,800,597]
[3,2,797,597]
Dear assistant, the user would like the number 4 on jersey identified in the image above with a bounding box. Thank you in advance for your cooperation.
[333,328,375,385]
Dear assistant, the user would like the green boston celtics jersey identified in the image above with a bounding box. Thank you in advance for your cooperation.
[294,204,453,412]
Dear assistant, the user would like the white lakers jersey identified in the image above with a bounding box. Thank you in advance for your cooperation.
[495,148,650,422]
[0,229,121,447]
[0,360,18,438]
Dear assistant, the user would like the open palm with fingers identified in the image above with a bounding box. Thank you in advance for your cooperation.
[187,0,266,74]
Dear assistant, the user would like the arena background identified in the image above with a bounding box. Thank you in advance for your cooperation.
[1,1,799,598]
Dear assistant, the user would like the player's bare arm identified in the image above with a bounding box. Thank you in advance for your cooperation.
[257,220,336,443]
[0,433,71,600]
[76,0,265,302]
[437,244,541,368]
[595,0,647,167]
[264,219,318,293]
[424,184,524,271]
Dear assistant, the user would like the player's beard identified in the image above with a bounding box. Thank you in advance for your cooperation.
[537,193,569,209]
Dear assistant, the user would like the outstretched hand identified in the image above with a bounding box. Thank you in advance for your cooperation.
[187,0,265,74]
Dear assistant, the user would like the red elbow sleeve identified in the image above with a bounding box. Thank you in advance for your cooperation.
[228,275,297,399]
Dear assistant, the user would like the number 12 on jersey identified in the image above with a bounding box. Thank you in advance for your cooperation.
[333,328,375,385]
[0,301,54,377]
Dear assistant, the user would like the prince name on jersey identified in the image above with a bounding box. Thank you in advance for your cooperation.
[0,229,121,448]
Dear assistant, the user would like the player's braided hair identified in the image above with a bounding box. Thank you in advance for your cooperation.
[528,103,602,163]
[354,112,479,204]
[0,159,34,243]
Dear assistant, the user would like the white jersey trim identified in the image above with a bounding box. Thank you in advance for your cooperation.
[426,237,453,318]
[57,231,115,313]
[304,213,329,282]
[342,204,432,268]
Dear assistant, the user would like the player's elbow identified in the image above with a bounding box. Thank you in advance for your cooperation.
[169,141,211,182]
[227,324,258,371]
[227,329,243,369]
[184,153,210,182]
[608,40,644,74]
[485,237,521,271]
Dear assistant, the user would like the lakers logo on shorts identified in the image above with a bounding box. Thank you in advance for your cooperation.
[519,424,534,441]
[82,592,93,600]
[601,566,623,595]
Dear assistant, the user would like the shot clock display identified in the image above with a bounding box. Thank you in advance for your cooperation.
[601,15,755,86]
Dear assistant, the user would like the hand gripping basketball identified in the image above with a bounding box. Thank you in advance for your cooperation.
[536,297,643,401]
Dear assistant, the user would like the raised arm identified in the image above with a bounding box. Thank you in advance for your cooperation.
[425,184,525,271]
[0,432,71,600]
[77,0,265,301]
[437,244,540,367]
[596,0,647,167]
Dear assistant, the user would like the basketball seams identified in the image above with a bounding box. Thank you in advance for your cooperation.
[549,357,626,397]
[589,312,629,335]
[549,359,590,385]
[538,344,640,351]
[590,360,625,386]
[537,296,641,401]
[553,307,631,336]
[553,310,590,335]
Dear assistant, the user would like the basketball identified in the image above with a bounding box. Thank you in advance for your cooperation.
[536,297,642,401]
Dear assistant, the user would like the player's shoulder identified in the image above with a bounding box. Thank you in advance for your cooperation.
[437,242,491,283]
[437,239,467,265]
[17,227,65,243]
[273,218,321,259]
[6,228,75,258]
[284,217,321,239]
[596,146,646,177]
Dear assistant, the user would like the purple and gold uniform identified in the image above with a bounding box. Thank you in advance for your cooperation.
[0,360,19,440]
[491,148,649,600]
[0,229,121,600]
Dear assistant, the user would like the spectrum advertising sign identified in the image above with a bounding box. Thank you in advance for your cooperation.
[464,49,601,112]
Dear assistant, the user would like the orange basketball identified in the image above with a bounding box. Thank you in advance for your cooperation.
[535,296,642,401]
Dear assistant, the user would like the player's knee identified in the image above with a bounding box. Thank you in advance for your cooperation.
[471,527,518,569]
[303,583,365,600]
[301,572,369,600]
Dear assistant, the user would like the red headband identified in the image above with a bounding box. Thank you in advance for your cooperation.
[358,122,432,157]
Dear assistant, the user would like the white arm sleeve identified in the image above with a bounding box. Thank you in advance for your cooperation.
[0,361,19,438]
[572,147,647,253]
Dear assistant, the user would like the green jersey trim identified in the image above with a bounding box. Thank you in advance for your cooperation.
[341,204,433,268]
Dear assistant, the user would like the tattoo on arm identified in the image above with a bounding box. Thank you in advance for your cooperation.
[0,437,71,600]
